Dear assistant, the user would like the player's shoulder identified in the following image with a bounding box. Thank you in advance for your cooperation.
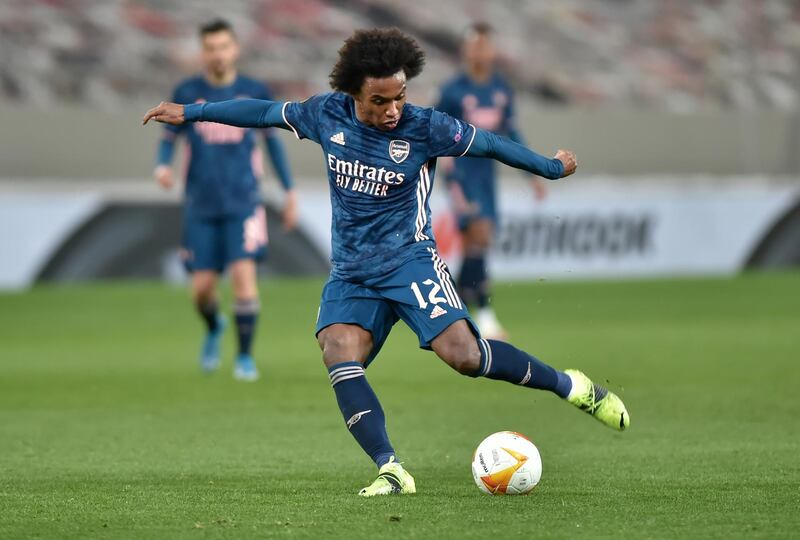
[404,102,433,121]
[408,101,464,125]
[399,102,443,139]
[283,92,341,131]
[296,92,345,115]
[318,91,346,107]
[404,101,471,154]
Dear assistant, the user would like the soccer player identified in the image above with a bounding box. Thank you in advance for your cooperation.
[144,28,629,495]
[436,22,547,339]
[154,19,298,381]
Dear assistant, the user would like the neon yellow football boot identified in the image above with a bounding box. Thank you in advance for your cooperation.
[358,457,416,497]
[564,369,630,431]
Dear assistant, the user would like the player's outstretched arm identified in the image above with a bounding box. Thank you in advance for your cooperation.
[465,129,577,179]
[143,99,289,130]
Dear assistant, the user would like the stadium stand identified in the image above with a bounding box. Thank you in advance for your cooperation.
[1,0,799,110]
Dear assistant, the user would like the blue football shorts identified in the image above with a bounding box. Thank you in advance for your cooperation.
[181,205,268,273]
[315,246,480,366]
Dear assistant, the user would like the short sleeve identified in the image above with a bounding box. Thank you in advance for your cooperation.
[281,93,331,144]
[427,109,476,158]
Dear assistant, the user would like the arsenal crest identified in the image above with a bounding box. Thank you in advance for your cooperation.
[389,140,410,164]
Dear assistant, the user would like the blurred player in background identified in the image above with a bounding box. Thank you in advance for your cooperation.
[144,27,629,496]
[154,19,298,381]
[437,22,547,339]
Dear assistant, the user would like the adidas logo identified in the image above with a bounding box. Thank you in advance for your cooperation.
[329,131,346,146]
[430,305,448,319]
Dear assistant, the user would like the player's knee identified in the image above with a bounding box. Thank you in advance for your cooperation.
[318,325,371,367]
[432,330,481,376]
[230,261,258,299]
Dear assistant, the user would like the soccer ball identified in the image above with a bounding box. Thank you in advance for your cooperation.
[471,431,542,495]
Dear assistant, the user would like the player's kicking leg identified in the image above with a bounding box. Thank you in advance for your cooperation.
[192,270,225,373]
[317,311,415,496]
[229,259,260,381]
[431,321,630,430]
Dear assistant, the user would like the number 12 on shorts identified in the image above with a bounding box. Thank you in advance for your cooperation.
[410,279,448,309]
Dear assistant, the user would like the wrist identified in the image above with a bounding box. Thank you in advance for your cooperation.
[552,158,565,179]
[183,103,201,122]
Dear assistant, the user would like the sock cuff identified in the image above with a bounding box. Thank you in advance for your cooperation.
[476,338,493,377]
[234,298,260,315]
[328,361,365,386]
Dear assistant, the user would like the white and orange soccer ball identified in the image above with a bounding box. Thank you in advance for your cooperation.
[471,431,542,495]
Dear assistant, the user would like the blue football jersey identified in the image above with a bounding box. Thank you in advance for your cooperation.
[283,92,476,281]
[164,75,275,217]
[436,72,519,184]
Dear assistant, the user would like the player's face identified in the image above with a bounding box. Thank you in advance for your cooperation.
[463,34,495,71]
[201,30,239,79]
[354,72,407,131]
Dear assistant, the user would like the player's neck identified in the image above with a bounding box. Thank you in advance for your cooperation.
[466,66,492,85]
[204,69,238,87]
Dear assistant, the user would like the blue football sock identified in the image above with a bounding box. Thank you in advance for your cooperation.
[234,298,259,356]
[474,338,572,398]
[328,361,396,468]
[197,298,220,333]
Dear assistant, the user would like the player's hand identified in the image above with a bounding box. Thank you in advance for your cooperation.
[154,165,174,190]
[282,190,299,232]
[530,177,547,201]
[143,102,185,125]
[554,149,577,178]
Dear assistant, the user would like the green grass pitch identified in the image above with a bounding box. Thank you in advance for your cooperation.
[1,272,799,538]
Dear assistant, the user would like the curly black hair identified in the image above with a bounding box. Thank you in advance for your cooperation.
[329,28,426,95]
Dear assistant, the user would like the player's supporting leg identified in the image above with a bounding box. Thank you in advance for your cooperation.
[192,270,225,372]
[431,321,630,430]
[320,324,395,466]
[230,259,260,381]
[318,324,415,496]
